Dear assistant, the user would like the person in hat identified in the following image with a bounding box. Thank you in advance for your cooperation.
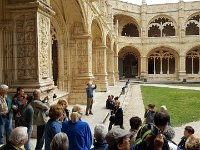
[105,127,131,150]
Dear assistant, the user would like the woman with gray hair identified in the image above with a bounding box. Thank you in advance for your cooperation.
[163,126,178,150]
[50,132,69,150]
[91,124,108,150]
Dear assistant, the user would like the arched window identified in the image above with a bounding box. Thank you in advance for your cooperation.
[186,50,200,74]
[121,23,139,37]
[148,50,175,74]
[186,15,200,35]
[148,17,175,37]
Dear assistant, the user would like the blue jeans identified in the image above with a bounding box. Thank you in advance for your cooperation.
[24,126,32,150]
[0,116,12,144]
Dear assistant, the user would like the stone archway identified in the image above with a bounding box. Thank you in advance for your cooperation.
[147,47,179,80]
[123,53,138,78]
[118,46,140,79]
[91,19,108,91]
[186,47,200,76]
[51,24,58,86]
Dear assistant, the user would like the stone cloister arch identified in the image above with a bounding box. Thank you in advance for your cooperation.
[185,12,200,35]
[106,34,115,85]
[113,14,140,37]
[147,47,178,80]
[186,47,200,78]
[91,19,108,91]
[51,0,92,104]
[118,46,141,78]
[50,0,70,91]
[148,16,176,37]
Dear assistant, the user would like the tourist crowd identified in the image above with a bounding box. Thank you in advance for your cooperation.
[0,82,199,150]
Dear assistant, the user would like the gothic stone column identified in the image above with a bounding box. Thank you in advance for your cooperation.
[140,56,148,80]
[7,1,55,93]
[107,50,115,86]
[114,54,119,81]
[178,55,186,81]
[69,34,94,104]
[94,45,108,92]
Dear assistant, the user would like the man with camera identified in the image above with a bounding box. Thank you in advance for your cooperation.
[31,89,50,150]
[134,111,170,150]
[144,103,156,124]
[85,81,96,116]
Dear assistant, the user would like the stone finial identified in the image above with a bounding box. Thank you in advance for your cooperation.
[142,0,146,4]
[179,0,183,2]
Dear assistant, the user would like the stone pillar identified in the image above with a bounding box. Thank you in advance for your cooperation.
[107,50,115,86]
[94,45,108,91]
[178,1,185,43]
[7,1,55,94]
[69,34,94,104]
[141,1,147,42]
[140,56,147,80]
[114,54,119,81]
[178,55,186,81]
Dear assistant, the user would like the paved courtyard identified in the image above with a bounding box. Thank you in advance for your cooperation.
[29,80,200,148]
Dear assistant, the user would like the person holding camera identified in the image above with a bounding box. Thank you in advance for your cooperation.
[30,89,50,150]
[85,81,96,116]
[144,104,156,124]
[16,94,33,150]
[134,111,170,150]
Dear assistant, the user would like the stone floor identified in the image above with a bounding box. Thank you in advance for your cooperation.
[27,80,200,149]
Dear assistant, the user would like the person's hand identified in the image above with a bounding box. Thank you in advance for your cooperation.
[154,133,164,150]
[12,105,17,110]
[16,112,21,118]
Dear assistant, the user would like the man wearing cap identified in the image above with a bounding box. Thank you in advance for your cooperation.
[85,81,96,116]
[105,127,132,150]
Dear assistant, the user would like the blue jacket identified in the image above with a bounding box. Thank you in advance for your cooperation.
[62,120,92,150]
[86,84,97,98]
[45,119,62,150]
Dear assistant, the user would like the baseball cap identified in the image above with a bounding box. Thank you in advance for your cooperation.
[105,127,131,147]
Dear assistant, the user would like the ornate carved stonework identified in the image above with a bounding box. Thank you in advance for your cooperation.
[39,14,50,78]
[77,40,87,74]
[15,15,37,80]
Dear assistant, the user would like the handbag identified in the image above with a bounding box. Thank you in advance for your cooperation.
[109,115,115,122]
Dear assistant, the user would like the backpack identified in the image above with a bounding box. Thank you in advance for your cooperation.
[135,124,170,150]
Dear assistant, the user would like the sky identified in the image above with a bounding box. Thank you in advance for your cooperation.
[120,0,200,5]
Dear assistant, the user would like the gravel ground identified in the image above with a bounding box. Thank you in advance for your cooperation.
[122,83,200,144]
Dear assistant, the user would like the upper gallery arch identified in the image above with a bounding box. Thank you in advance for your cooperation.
[148,15,177,37]
[185,12,200,35]
[113,14,140,37]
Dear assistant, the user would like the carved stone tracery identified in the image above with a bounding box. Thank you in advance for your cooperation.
[15,15,37,80]
[39,15,50,78]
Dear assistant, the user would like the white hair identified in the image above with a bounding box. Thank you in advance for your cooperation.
[94,124,108,142]
[50,132,69,150]
[9,126,28,146]
[0,84,9,91]
[160,105,167,112]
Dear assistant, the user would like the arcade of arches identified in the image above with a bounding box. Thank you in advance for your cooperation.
[1,0,200,104]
